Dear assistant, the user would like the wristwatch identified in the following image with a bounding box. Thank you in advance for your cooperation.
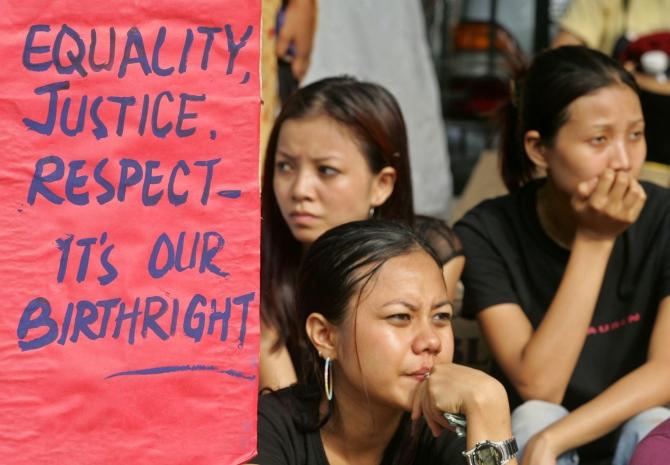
[462,438,518,465]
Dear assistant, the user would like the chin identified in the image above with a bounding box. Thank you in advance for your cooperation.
[385,383,420,412]
[290,228,322,246]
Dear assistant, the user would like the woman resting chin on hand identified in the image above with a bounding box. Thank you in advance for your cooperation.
[251,220,516,465]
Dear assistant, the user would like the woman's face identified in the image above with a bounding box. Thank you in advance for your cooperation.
[333,249,453,412]
[537,83,646,194]
[273,114,394,245]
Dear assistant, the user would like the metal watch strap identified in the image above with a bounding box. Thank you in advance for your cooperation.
[499,437,519,463]
[462,437,519,465]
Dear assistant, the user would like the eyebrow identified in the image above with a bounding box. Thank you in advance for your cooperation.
[276,150,340,163]
[275,150,296,160]
[382,299,452,311]
[589,117,645,129]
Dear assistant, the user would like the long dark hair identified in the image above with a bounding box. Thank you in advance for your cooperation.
[295,220,441,387]
[261,77,414,358]
[293,220,442,464]
[500,45,640,191]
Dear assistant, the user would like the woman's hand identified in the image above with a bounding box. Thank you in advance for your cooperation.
[410,363,509,438]
[521,432,558,465]
[571,169,647,241]
[276,0,316,81]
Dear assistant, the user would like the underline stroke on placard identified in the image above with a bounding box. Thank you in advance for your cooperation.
[105,364,256,380]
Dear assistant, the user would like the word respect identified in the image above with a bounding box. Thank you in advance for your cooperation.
[28,155,221,206]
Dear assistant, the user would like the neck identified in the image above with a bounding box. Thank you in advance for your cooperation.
[536,180,577,249]
[320,379,404,465]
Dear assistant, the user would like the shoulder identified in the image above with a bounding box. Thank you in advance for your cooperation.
[641,181,670,212]
[557,0,613,49]
[257,388,298,440]
[454,181,537,243]
[413,215,463,265]
[256,386,322,465]
[635,181,670,232]
[559,0,612,23]
[259,384,321,428]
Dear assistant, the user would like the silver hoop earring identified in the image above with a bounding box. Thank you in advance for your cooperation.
[369,207,376,218]
[324,357,333,401]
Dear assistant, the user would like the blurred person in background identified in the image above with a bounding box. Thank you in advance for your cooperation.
[302,0,454,219]
[553,0,670,165]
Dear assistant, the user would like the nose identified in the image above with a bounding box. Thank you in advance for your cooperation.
[610,140,631,171]
[411,321,442,355]
[291,168,315,201]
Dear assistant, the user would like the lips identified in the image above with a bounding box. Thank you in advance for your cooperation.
[289,211,318,225]
[408,368,432,381]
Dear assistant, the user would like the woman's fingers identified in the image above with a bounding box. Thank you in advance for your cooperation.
[573,170,647,239]
[624,181,647,222]
[275,0,316,81]
[410,379,425,421]
[608,170,631,205]
[588,169,616,210]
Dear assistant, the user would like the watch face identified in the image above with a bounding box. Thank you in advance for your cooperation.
[474,445,502,465]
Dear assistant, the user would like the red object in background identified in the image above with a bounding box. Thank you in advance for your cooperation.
[617,31,670,65]
[446,21,527,120]
[0,1,261,464]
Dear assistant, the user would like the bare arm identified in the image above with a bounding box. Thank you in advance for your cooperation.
[523,296,670,461]
[259,321,297,391]
[478,172,647,402]
[551,29,586,48]
[442,255,465,303]
[478,236,614,403]
[411,363,518,464]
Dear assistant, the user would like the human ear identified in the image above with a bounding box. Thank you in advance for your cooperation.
[370,166,397,207]
[524,130,549,169]
[305,313,338,360]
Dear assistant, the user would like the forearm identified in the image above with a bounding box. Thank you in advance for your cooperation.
[464,382,514,446]
[542,360,670,454]
[465,383,518,465]
[517,235,614,400]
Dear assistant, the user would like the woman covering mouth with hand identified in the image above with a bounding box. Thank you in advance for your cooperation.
[455,46,670,464]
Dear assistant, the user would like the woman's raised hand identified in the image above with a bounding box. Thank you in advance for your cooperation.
[572,169,647,241]
[410,362,509,438]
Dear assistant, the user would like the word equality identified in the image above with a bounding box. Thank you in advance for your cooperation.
[23,24,254,78]
[22,24,253,138]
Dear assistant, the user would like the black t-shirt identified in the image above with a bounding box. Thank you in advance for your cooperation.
[454,179,670,458]
[252,385,466,465]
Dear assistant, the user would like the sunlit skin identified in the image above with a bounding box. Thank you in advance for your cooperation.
[525,83,648,246]
[535,83,646,196]
[305,248,514,465]
[474,81,655,465]
[331,250,454,414]
[273,114,394,246]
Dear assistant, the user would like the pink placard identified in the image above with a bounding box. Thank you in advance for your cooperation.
[0,1,260,464]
